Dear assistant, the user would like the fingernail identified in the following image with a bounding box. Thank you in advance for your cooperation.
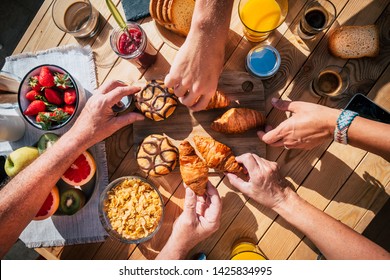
[271,97,278,104]
[116,80,127,85]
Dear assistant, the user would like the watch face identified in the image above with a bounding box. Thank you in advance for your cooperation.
[345,94,390,124]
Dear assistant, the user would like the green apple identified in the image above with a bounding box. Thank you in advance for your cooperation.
[4,146,39,177]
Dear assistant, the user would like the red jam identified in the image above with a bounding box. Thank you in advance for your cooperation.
[116,27,157,69]
[118,28,142,55]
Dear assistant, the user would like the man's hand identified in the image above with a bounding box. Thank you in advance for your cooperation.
[68,80,144,148]
[156,182,222,259]
[172,182,222,248]
[164,29,224,111]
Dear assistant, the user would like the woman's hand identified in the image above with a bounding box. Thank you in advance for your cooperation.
[226,153,290,210]
[258,98,339,150]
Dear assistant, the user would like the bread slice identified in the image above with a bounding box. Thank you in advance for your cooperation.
[162,0,171,23]
[156,0,166,23]
[150,0,163,25]
[328,25,380,59]
[170,0,195,36]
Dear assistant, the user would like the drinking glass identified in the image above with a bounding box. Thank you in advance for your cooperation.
[238,0,288,42]
[52,0,100,38]
[298,0,337,39]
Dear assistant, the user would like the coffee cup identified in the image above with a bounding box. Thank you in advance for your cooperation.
[311,65,349,97]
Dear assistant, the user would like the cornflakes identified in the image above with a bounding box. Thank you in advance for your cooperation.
[104,178,163,240]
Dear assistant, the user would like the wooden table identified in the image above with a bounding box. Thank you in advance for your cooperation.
[5,0,390,260]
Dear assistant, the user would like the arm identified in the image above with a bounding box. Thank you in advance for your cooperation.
[164,0,234,111]
[156,182,221,259]
[0,81,144,258]
[259,98,390,161]
[274,189,390,260]
[226,153,390,260]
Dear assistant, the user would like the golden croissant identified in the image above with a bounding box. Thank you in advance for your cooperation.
[179,140,209,196]
[211,108,266,134]
[205,90,231,110]
[193,135,242,173]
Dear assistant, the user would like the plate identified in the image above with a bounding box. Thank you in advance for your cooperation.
[153,20,186,50]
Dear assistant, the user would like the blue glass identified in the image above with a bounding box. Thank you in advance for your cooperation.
[246,45,281,79]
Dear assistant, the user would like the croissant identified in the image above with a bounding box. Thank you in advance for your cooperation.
[193,135,242,173]
[179,141,209,196]
[211,108,266,134]
[205,90,231,110]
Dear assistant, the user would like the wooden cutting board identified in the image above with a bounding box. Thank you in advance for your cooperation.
[133,71,266,171]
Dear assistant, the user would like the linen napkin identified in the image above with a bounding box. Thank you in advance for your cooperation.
[121,0,150,22]
[1,44,109,248]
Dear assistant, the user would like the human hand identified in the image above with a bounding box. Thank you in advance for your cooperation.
[171,182,222,250]
[164,28,225,111]
[258,98,339,150]
[226,153,289,209]
[68,80,144,148]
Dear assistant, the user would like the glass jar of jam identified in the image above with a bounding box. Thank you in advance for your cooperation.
[110,22,157,69]
[245,45,281,79]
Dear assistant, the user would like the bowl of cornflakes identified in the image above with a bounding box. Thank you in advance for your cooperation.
[99,176,164,244]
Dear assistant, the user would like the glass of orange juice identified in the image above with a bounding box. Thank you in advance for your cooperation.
[239,0,288,42]
[230,240,267,260]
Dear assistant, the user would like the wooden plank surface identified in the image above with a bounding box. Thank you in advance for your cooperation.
[4,0,389,260]
[133,71,266,163]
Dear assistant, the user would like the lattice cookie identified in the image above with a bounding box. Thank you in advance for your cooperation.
[135,80,178,121]
[137,134,179,176]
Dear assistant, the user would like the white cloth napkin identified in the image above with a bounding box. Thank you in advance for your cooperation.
[1,44,109,248]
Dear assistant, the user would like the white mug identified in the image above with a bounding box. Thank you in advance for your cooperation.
[0,104,26,142]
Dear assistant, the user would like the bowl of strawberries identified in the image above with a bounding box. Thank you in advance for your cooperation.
[18,64,80,130]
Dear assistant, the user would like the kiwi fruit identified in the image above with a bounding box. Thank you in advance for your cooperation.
[59,188,86,215]
[37,133,60,154]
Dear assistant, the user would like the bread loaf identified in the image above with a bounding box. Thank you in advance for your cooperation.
[328,25,380,59]
[149,0,195,37]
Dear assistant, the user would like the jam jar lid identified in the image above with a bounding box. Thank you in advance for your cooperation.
[246,45,281,79]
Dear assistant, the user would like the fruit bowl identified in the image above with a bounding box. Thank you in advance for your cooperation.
[18,64,81,131]
[99,176,164,244]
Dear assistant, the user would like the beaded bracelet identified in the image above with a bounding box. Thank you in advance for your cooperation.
[334,110,359,144]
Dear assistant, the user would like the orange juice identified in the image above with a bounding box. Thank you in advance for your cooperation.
[230,241,267,260]
[240,0,282,31]
[239,0,286,42]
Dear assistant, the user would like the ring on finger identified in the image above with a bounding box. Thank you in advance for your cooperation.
[284,145,290,150]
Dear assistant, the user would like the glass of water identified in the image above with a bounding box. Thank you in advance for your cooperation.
[52,0,101,38]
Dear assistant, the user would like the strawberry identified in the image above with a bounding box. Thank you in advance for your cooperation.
[25,90,41,102]
[45,88,63,105]
[63,104,75,115]
[24,100,46,116]
[38,66,55,88]
[28,75,42,91]
[64,89,77,105]
[54,72,73,90]
[36,109,70,130]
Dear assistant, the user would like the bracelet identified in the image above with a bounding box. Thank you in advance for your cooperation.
[334,110,359,144]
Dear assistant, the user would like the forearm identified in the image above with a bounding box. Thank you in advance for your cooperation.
[191,0,234,40]
[0,132,89,257]
[347,117,390,161]
[156,234,191,260]
[273,188,390,260]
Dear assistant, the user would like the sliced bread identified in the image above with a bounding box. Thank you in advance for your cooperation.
[328,25,380,59]
[170,0,195,36]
